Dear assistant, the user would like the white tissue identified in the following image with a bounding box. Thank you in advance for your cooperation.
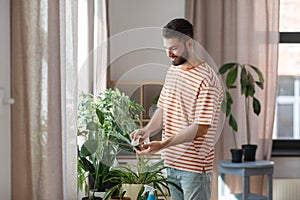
[131,135,141,146]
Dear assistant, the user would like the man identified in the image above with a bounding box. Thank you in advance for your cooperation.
[130,18,223,200]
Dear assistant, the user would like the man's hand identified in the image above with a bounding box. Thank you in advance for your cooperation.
[130,129,150,145]
[135,140,165,155]
[130,107,163,149]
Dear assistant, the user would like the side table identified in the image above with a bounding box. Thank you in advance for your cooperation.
[218,160,274,200]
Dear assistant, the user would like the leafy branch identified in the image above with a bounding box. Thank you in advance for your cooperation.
[218,63,264,146]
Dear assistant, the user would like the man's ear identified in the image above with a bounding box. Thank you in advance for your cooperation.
[185,38,193,50]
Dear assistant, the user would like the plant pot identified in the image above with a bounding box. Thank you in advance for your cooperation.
[230,149,243,163]
[88,190,106,200]
[121,184,143,200]
[242,144,257,161]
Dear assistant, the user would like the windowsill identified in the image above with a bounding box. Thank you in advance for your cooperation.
[272,150,300,157]
[272,139,300,157]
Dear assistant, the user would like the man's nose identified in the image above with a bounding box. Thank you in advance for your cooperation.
[166,49,174,57]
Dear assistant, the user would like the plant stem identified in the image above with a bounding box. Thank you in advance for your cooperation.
[245,97,251,144]
[232,129,238,149]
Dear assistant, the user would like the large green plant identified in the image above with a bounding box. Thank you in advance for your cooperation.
[104,155,180,200]
[218,63,264,147]
[77,88,145,196]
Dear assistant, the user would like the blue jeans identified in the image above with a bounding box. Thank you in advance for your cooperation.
[167,167,211,200]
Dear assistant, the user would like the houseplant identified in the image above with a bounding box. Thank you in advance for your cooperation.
[77,88,145,199]
[218,62,264,161]
[104,155,180,200]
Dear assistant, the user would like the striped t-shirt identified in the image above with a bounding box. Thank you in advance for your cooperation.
[157,62,223,174]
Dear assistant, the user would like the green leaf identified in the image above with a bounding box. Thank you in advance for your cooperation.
[226,102,231,117]
[226,65,238,89]
[218,63,237,74]
[226,91,233,104]
[249,64,264,87]
[146,159,164,172]
[252,96,261,115]
[246,73,255,97]
[80,139,98,157]
[78,147,95,174]
[255,81,264,90]
[221,98,226,114]
[96,108,105,125]
[109,131,131,146]
[225,92,233,117]
[240,66,248,95]
[229,114,238,132]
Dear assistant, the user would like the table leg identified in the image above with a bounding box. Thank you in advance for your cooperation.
[267,174,273,200]
[218,173,225,199]
[242,176,249,200]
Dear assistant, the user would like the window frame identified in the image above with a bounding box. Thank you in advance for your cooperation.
[272,31,300,157]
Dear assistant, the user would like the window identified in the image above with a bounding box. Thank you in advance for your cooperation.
[272,0,300,156]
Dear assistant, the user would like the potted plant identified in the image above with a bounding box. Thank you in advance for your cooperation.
[77,88,145,199]
[218,62,264,161]
[104,155,180,200]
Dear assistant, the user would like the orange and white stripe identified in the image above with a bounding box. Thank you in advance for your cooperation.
[157,62,223,174]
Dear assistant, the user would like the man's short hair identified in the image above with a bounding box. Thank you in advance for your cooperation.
[163,18,193,41]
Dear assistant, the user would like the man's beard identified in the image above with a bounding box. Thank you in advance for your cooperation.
[171,47,189,66]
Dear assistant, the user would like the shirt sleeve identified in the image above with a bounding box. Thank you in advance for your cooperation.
[194,86,221,125]
[157,85,166,109]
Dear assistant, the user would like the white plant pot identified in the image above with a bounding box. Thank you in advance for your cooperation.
[121,184,143,200]
[89,190,106,198]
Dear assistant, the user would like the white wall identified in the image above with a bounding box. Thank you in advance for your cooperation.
[271,157,300,178]
[109,0,185,36]
[108,0,185,82]
[0,0,11,199]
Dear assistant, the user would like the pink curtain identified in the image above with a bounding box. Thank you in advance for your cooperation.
[11,0,78,199]
[185,0,279,199]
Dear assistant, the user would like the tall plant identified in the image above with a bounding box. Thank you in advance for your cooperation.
[77,88,145,195]
[218,63,264,146]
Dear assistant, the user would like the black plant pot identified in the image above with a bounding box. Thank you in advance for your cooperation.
[242,144,257,161]
[230,149,243,163]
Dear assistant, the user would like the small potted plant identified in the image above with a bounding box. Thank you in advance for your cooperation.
[77,88,145,199]
[104,155,180,200]
[221,91,243,163]
[218,62,264,161]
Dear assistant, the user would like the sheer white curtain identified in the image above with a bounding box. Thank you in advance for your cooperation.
[77,0,109,199]
[185,0,279,199]
[11,0,78,199]
[78,0,108,94]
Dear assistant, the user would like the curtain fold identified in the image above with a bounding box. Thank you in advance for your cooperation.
[94,0,108,93]
[11,0,78,199]
[78,0,108,94]
[185,0,279,199]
